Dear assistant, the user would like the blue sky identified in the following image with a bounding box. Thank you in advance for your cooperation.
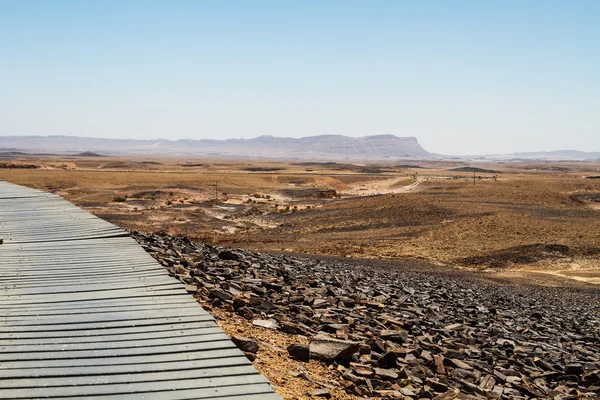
[1,1,598,154]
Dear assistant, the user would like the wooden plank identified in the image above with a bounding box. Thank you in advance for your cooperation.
[1,326,224,345]
[0,365,257,387]
[0,279,182,295]
[0,347,244,369]
[0,321,218,340]
[0,355,251,378]
[0,336,236,361]
[0,271,169,286]
[0,315,214,332]
[0,287,186,304]
[0,332,232,353]
[1,308,211,324]
[0,374,268,398]
[59,389,283,400]
[0,181,280,399]
[0,264,162,272]
[0,296,198,311]
[2,302,199,317]
[0,267,167,278]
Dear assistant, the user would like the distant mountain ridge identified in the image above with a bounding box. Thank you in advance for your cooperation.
[481,150,600,162]
[1,135,598,161]
[0,135,431,160]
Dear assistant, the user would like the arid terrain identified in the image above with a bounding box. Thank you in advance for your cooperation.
[1,155,599,286]
[2,155,600,399]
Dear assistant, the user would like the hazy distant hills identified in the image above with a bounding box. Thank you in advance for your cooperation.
[1,135,598,161]
[0,135,431,160]
[481,150,600,162]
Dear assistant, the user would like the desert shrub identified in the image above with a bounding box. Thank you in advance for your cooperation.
[113,196,126,203]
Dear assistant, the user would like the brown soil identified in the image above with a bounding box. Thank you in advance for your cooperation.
[202,301,359,400]
[2,157,599,285]
[3,156,600,399]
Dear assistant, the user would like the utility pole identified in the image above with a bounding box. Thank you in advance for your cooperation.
[473,167,476,186]
[209,181,218,202]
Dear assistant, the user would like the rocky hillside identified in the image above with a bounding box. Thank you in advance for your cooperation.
[132,231,600,399]
[0,134,430,160]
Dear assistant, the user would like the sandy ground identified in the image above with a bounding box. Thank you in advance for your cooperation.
[2,157,599,287]
[341,177,424,196]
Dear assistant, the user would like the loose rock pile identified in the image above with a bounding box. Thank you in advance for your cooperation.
[132,231,600,399]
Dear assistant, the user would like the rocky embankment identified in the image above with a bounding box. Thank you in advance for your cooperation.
[131,231,600,399]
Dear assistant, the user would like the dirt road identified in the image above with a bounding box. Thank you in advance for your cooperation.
[342,176,424,196]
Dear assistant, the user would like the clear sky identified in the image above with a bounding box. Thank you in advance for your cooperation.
[1,1,598,155]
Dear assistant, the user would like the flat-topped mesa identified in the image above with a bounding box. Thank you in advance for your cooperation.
[237,135,429,159]
[0,134,431,160]
[356,135,429,158]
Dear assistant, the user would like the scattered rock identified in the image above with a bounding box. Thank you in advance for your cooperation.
[287,343,310,362]
[218,250,239,261]
[252,319,280,330]
[446,358,473,371]
[131,231,600,399]
[309,334,360,362]
[374,367,399,380]
[309,389,331,398]
[565,363,584,375]
[231,336,259,354]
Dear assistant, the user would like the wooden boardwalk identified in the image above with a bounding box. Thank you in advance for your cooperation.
[0,181,281,399]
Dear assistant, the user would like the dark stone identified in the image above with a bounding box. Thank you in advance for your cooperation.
[425,378,449,393]
[208,289,234,302]
[281,322,304,335]
[236,306,254,320]
[129,231,600,400]
[380,329,409,343]
[377,351,399,368]
[582,370,600,387]
[564,363,584,376]
[232,297,248,310]
[287,343,310,362]
[218,250,239,261]
[231,336,259,354]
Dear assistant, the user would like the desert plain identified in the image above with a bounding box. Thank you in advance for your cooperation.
[2,155,599,286]
[2,155,600,399]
